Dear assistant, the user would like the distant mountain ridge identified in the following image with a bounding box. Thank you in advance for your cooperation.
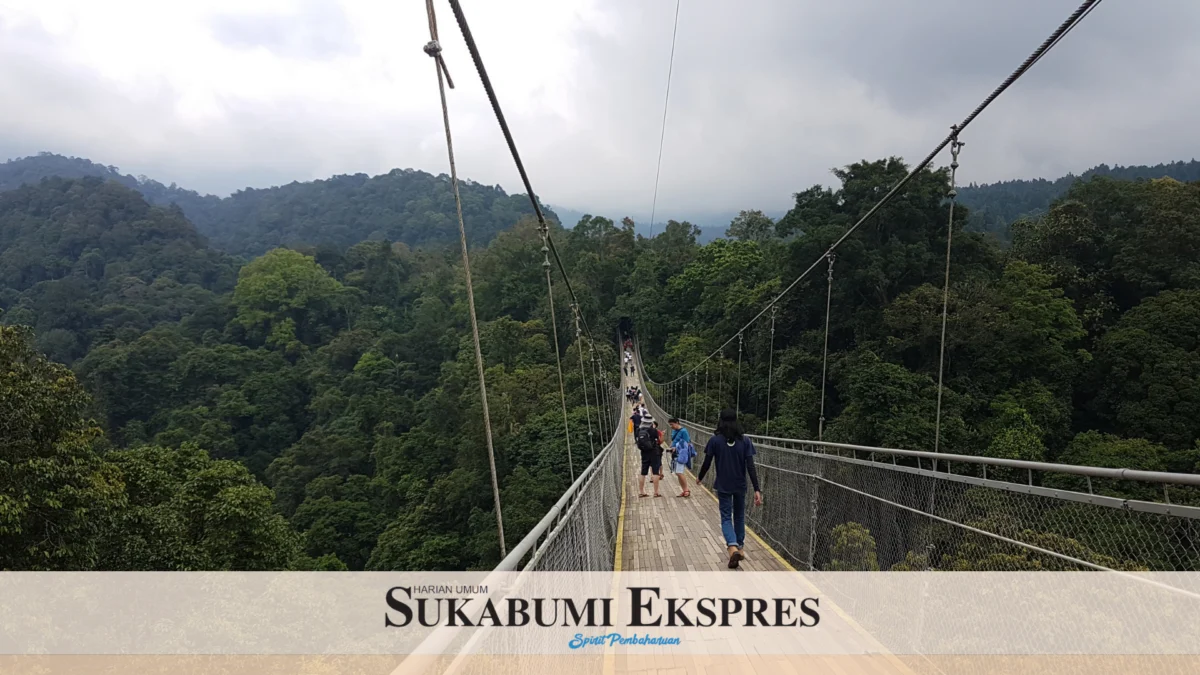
[7,152,1198,252]
[0,176,238,363]
[958,159,1200,242]
[0,153,557,257]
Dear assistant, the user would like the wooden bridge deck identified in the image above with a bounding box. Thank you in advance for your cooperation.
[617,390,789,573]
[609,382,913,674]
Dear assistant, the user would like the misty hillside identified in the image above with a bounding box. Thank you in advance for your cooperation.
[958,159,1200,242]
[0,153,557,257]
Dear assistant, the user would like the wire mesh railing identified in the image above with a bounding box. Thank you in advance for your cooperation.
[637,349,1200,574]
[494,403,626,573]
[392,370,626,675]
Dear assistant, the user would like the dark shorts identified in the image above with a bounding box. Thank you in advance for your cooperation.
[640,454,662,476]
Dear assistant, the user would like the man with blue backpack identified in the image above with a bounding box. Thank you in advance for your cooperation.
[667,417,693,498]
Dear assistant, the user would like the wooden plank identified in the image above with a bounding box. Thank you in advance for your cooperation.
[620,392,787,572]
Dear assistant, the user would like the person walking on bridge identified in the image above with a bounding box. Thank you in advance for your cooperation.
[667,418,693,497]
[696,409,762,569]
[636,419,663,498]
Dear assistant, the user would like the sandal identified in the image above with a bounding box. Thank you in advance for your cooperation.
[638,493,648,498]
[653,493,662,498]
[683,490,691,498]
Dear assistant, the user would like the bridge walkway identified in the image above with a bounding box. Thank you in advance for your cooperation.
[617,375,788,572]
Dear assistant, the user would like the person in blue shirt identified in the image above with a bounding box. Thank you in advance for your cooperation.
[696,409,762,569]
[667,418,693,498]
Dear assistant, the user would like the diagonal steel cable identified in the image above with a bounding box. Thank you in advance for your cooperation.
[655,0,1105,386]
[444,0,599,348]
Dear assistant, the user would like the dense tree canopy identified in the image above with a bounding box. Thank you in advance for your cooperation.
[0,173,610,571]
[2,151,1198,572]
[0,154,558,257]
[958,159,1200,243]
[635,162,1200,475]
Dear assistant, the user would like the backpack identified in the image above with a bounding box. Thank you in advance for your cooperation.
[636,427,658,454]
[674,440,695,467]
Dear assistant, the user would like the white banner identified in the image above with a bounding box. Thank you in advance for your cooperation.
[2,572,1199,657]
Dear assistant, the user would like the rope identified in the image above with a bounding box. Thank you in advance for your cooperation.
[573,305,595,459]
[766,305,777,434]
[655,0,1104,387]
[424,0,505,556]
[648,0,682,238]
[934,135,964,454]
[541,233,575,482]
[818,253,835,441]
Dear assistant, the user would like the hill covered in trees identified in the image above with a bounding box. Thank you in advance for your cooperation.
[632,165,1200,477]
[1,177,610,571]
[958,159,1200,242]
[3,154,1199,572]
[0,153,557,256]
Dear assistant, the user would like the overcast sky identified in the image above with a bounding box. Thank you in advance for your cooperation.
[1,0,1197,226]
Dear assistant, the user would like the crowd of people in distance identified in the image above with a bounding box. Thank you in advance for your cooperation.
[621,338,762,569]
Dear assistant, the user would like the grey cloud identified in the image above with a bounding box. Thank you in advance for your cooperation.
[0,0,1198,230]
[210,0,358,60]
[546,0,1200,223]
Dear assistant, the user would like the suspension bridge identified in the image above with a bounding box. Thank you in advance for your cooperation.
[407,0,1200,669]
[420,0,1200,576]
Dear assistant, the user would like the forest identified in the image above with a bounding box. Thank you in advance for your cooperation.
[0,153,555,256]
[957,158,1200,242]
[2,154,1198,571]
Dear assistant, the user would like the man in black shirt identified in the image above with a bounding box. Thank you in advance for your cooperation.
[696,409,762,568]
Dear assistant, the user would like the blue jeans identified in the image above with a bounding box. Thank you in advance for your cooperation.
[717,491,746,548]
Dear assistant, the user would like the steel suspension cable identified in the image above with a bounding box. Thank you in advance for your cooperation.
[765,305,777,434]
[656,0,1104,387]
[445,0,598,347]
[718,350,725,410]
[573,305,595,459]
[735,331,744,416]
[423,0,505,555]
[648,0,682,238]
[692,373,698,421]
[704,363,709,423]
[933,136,964,454]
[588,343,606,438]
[541,233,575,481]
[818,254,835,441]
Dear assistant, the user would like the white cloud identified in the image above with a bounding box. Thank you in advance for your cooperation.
[0,0,1198,227]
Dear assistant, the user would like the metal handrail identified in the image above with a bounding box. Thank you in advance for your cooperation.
[634,344,1200,489]
[495,428,622,571]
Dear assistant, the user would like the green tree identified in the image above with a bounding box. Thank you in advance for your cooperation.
[100,443,301,570]
[0,325,124,569]
[1091,290,1200,450]
[231,248,348,353]
[827,522,880,571]
[725,209,775,242]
